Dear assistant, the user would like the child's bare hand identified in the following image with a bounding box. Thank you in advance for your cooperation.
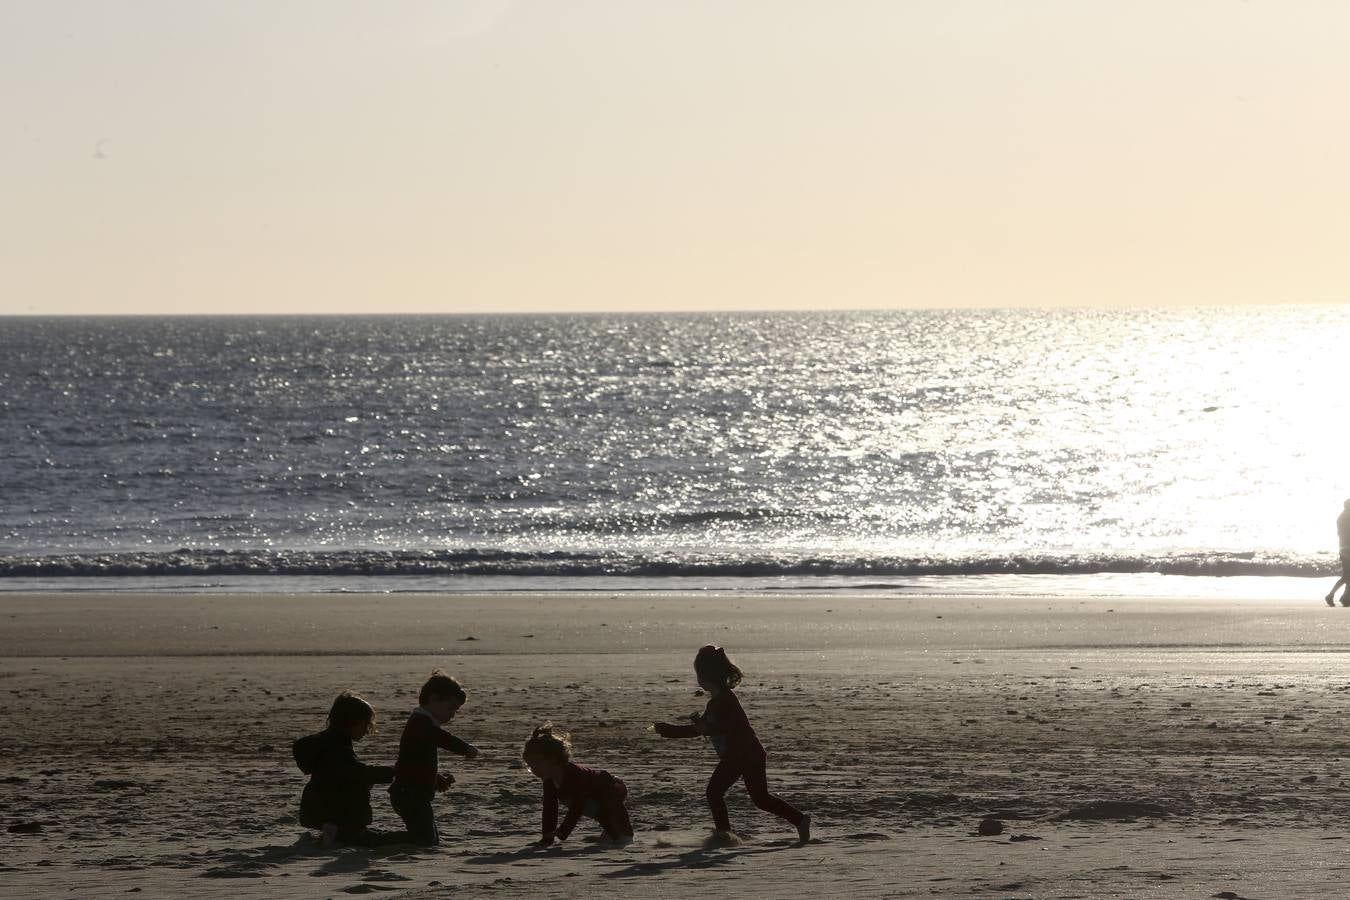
[652,722,676,738]
[464,745,480,760]
[435,773,453,792]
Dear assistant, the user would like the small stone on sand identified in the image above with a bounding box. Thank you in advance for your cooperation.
[977,818,1005,836]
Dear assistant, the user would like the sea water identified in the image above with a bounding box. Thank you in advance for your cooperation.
[1,308,1346,594]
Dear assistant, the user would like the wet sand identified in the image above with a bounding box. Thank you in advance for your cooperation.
[4,590,1350,898]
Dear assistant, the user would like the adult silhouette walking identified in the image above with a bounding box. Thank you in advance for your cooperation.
[1325,499,1350,606]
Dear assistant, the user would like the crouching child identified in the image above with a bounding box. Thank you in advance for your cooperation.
[293,692,396,847]
[522,723,633,847]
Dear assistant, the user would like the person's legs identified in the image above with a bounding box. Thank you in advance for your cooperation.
[705,757,743,833]
[741,759,803,826]
[389,786,439,846]
[595,781,633,840]
[1332,556,1350,604]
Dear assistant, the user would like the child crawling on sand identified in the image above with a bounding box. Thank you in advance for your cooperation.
[654,645,811,846]
[388,670,480,846]
[293,692,397,847]
[523,723,633,847]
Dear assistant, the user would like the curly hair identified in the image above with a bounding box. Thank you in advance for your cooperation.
[521,722,573,765]
[694,644,743,689]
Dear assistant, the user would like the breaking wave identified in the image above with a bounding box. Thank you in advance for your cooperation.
[0,548,1333,579]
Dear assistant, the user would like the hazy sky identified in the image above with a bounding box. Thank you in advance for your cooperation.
[3,0,1349,315]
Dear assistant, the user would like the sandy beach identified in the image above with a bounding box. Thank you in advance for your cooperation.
[5,589,1350,898]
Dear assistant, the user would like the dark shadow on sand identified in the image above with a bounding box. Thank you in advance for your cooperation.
[600,841,802,879]
[463,842,617,865]
[309,850,375,875]
[158,836,435,880]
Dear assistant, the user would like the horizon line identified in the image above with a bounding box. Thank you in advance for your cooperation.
[3,300,1348,319]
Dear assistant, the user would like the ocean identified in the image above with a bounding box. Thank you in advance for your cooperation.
[1,308,1345,595]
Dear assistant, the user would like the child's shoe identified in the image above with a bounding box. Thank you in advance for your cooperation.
[321,822,339,848]
[796,813,812,845]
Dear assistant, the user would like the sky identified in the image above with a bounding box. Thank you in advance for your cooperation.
[2,0,1349,315]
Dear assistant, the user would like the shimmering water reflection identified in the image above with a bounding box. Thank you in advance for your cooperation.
[1,308,1346,581]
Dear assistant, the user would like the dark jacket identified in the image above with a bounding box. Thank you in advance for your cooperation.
[700,689,766,760]
[293,726,395,829]
[665,689,767,761]
[391,709,474,789]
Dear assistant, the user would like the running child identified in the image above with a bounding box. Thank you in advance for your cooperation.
[388,671,480,845]
[522,722,633,847]
[653,645,810,845]
[293,691,397,847]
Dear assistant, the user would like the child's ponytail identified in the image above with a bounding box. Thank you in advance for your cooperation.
[695,644,744,689]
